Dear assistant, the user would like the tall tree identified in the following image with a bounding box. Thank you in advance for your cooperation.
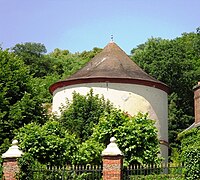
[12,42,54,77]
[49,47,102,79]
[131,28,200,149]
[58,90,113,142]
[0,49,47,154]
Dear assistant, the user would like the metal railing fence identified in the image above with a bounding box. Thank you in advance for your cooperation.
[123,163,185,180]
[27,164,102,180]
[20,163,185,180]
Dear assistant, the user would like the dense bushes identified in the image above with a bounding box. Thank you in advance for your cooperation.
[15,91,161,167]
[0,157,2,179]
[179,127,200,179]
[182,146,200,179]
[131,29,200,150]
[129,174,184,180]
[92,111,161,166]
[16,121,79,166]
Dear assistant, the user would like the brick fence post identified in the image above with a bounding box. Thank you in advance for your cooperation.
[102,137,123,180]
[193,82,200,125]
[1,140,23,180]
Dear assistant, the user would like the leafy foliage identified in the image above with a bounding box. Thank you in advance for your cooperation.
[49,47,102,80]
[182,146,200,179]
[12,42,49,77]
[129,174,184,180]
[92,110,161,166]
[16,121,78,166]
[0,49,47,154]
[1,44,101,154]
[0,138,10,158]
[17,153,36,180]
[0,157,2,179]
[131,29,200,150]
[178,127,200,179]
[16,91,160,167]
[72,139,104,165]
[59,90,113,142]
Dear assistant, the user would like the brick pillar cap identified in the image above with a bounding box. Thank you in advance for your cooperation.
[102,137,123,156]
[2,140,23,159]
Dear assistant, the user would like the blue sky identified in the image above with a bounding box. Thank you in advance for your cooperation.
[0,0,199,54]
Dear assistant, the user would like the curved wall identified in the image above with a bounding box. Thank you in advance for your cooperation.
[52,82,168,160]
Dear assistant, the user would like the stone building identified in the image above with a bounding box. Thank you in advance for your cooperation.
[185,82,200,130]
[49,41,169,161]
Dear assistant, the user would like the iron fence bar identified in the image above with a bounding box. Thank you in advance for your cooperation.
[123,163,185,179]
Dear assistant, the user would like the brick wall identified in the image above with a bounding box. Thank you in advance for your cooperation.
[194,82,200,124]
[2,158,19,180]
[102,155,123,180]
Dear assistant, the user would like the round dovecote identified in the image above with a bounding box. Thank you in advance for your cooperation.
[50,42,169,162]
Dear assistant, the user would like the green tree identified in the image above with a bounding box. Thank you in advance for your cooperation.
[59,90,113,142]
[12,42,57,77]
[12,42,47,58]
[92,110,161,166]
[16,120,104,166]
[16,121,78,166]
[29,74,60,103]
[131,29,200,150]
[48,47,102,80]
[0,48,47,154]
[11,42,67,103]
[73,138,104,165]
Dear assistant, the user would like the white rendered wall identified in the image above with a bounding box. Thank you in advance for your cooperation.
[52,82,168,160]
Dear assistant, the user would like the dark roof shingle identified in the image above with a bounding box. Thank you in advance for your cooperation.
[68,42,156,81]
[49,42,169,94]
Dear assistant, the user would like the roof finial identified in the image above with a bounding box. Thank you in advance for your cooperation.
[110,35,114,43]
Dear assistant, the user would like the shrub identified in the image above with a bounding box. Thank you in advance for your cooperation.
[92,110,161,166]
[0,157,3,179]
[179,127,200,179]
[130,174,184,180]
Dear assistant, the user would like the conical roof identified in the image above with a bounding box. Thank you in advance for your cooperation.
[50,42,169,94]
